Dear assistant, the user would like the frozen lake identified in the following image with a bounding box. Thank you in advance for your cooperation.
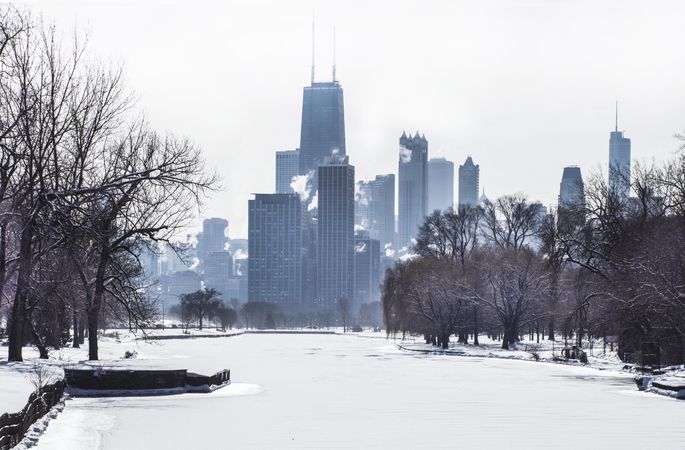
[36,333,684,449]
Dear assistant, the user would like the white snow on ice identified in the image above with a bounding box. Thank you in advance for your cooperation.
[21,333,685,449]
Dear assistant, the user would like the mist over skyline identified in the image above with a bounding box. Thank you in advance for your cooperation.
[22,0,685,238]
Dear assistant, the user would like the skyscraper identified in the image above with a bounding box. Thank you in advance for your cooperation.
[368,174,395,251]
[356,175,395,249]
[609,111,631,199]
[559,166,584,207]
[202,251,233,297]
[275,149,300,193]
[355,180,372,231]
[248,194,303,308]
[299,81,346,177]
[196,218,228,261]
[317,155,355,309]
[398,132,428,248]
[427,157,454,213]
[353,231,381,310]
[458,156,480,208]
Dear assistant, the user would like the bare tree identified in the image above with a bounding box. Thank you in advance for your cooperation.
[482,194,542,251]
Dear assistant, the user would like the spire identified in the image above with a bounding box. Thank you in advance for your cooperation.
[311,11,315,84]
[615,100,618,132]
[332,26,336,82]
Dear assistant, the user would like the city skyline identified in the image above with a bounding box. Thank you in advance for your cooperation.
[20,0,685,238]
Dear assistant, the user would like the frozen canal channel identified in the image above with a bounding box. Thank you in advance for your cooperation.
[36,333,684,449]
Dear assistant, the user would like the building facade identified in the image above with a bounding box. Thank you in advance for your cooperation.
[398,132,428,248]
[248,194,304,308]
[427,157,454,213]
[202,251,233,298]
[353,232,381,311]
[275,149,300,194]
[369,174,395,251]
[458,156,480,208]
[317,155,355,309]
[609,128,631,200]
[559,166,584,207]
[299,81,346,177]
[196,218,228,261]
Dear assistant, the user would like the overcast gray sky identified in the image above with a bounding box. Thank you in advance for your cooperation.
[21,0,685,238]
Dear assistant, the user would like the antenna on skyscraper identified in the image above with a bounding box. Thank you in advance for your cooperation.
[615,101,618,132]
[311,11,316,84]
[332,26,337,82]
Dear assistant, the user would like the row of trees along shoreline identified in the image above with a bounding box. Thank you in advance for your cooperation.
[384,161,685,367]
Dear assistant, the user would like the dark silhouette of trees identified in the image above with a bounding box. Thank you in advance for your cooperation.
[180,289,222,330]
[0,7,216,361]
[383,160,685,364]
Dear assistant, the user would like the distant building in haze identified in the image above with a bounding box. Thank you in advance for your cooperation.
[275,149,300,193]
[368,174,395,251]
[248,194,304,308]
[196,218,228,261]
[458,156,479,208]
[299,81,346,178]
[398,132,428,248]
[559,166,584,207]
[202,251,233,297]
[609,111,631,199]
[160,270,201,307]
[427,157,454,213]
[317,155,355,310]
[353,231,381,310]
[355,175,395,251]
[355,180,372,231]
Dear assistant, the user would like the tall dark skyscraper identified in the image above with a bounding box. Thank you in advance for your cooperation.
[559,166,584,207]
[317,155,355,309]
[398,132,428,248]
[458,156,480,208]
[248,194,303,308]
[427,157,454,213]
[609,109,631,199]
[275,149,300,193]
[299,81,346,176]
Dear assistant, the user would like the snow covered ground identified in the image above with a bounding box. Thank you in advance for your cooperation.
[3,333,679,449]
[394,334,627,370]
[0,364,37,413]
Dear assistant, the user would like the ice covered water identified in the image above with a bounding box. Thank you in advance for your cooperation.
[35,334,685,449]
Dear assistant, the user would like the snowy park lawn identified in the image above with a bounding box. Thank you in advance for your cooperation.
[394,334,628,371]
[0,365,38,413]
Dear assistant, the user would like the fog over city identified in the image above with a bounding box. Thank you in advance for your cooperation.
[4,2,685,448]
[20,0,685,237]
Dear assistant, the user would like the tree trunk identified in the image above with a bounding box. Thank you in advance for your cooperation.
[501,329,510,350]
[72,312,80,348]
[78,311,86,344]
[87,308,99,360]
[8,223,35,362]
[87,255,108,361]
[473,306,479,346]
